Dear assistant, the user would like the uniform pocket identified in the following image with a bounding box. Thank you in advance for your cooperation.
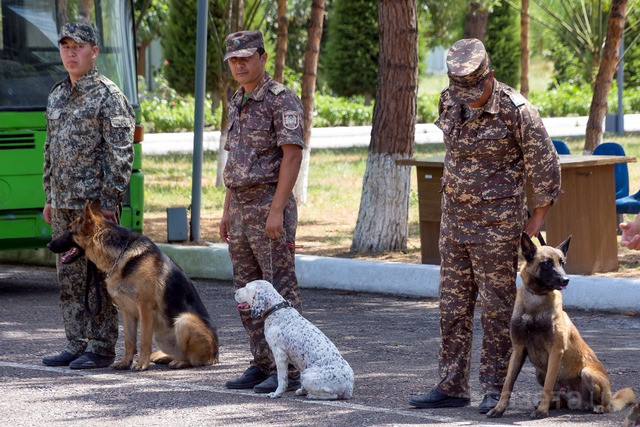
[110,115,132,128]
[481,183,521,224]
[243,122,273,148]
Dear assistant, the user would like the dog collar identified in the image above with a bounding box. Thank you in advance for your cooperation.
[106,241,129,278]
[263,300,293,319]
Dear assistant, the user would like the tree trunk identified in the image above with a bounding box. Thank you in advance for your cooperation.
[584,0,628,153]
[293,0,325,204]
[216,80,233,186]
[520,0,530,98]
[350,0,417,253]
[463,2,488,42]
[274,0,289,83]
[137,39,152,78]
[216,0,244,186]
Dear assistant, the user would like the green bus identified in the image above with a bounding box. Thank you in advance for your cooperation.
[0,0,143,251]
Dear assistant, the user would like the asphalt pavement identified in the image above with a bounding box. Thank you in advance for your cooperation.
[1,263,638,426]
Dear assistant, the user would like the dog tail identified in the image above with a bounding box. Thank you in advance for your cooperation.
[612,387,636,412]
[175,312,219,365]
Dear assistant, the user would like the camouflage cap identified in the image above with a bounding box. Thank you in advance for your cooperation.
[58,22,97,45]
[224,30,264,61]
[446,38,491,104]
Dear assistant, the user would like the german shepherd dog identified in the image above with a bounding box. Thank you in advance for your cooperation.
[487,233,636,419]
[48,199,219,371]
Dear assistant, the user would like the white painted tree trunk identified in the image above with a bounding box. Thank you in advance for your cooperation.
[293,146,310,204]
[351,0,417,253]
[216,131,228,187]
[351,152,412,252]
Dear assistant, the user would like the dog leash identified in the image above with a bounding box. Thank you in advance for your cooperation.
[84,241,129,317]
[84,261,102,317]
[268,232,302,284]
[526,207,547,246]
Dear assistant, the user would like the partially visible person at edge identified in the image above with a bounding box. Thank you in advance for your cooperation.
[42,23,134,369]
[620,215,640,249]
[409,38,561,413]
[219,30,304,394]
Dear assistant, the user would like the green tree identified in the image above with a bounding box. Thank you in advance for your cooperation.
[161,0,224,95]
[135,0,169,77]
[485,0,521,88]
[323,0,378,100]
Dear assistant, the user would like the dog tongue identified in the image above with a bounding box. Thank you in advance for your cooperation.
[61,247,78,264]
[237,302,250,310]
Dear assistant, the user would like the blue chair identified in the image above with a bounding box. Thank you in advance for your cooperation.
[592,142,629,200]
[616,190,640,214]
[552,139,571,155]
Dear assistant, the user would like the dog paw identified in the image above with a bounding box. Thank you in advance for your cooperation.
[267,392,282,399]
[486,408,504,418]
[530,409,548,419]
[295,388,306,396]
[592,405,605,414]
[168,360,191,369]
[130,362,149,371]
[110,360,132,370]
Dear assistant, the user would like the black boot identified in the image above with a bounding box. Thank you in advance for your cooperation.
[42,351,82,367]
[253,373,301,393]
[225,366,269,389]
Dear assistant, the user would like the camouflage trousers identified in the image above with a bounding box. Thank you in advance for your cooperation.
[228,185,302,375]
[436,233,519,398]
[51,208,118,357]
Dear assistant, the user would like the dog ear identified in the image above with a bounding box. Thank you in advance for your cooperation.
[89,199,103,217]
[520,232,537,262]
[251,285,266,318]
[83,200,95,221]
[557,235,572,257]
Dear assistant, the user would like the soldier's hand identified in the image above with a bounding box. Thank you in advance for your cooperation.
[43,203,52,225]
[220,212,230,244]
[265,211,284,240]
[620,220,640,250]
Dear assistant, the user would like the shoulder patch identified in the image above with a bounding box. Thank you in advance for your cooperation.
[269,84,286,95]
[282,110,301,130]
[507,91,527,107]
[98,75,122,95]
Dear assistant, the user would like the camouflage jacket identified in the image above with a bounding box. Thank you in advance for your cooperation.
[436,80,561,244]
[223,71,304,196]
[43,67,134,212]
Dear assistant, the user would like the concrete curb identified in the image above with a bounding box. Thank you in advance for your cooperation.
[2,243,639,314]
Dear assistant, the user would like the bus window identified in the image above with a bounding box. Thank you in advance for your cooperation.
[0,0,138,110]
[0,0,142,251]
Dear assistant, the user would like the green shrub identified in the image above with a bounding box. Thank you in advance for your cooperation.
[139,73,220,133]
[530,82,640,117]
[417,94,439,123]
[313,94,374,127]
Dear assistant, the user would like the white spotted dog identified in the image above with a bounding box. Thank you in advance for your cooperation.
[234,280,354,400]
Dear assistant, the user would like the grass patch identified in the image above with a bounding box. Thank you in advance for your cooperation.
[142,133,640,267]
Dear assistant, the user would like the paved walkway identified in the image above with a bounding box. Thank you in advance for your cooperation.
[141,114,640,154]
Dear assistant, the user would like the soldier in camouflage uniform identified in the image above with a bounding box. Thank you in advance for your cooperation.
[41,23,134,369]
[409,39,561,412]
[220,31,304,394]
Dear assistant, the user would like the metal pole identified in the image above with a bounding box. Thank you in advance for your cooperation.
[617,37,624,136]
[190,0,208,242]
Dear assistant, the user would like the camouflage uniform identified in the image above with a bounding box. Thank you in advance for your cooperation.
[43,23,134,357]
[224,32,304,374]
[434,39,561,398]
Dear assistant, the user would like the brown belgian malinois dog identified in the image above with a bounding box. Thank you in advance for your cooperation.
[487,233,636,419]
[48,199,219,371]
